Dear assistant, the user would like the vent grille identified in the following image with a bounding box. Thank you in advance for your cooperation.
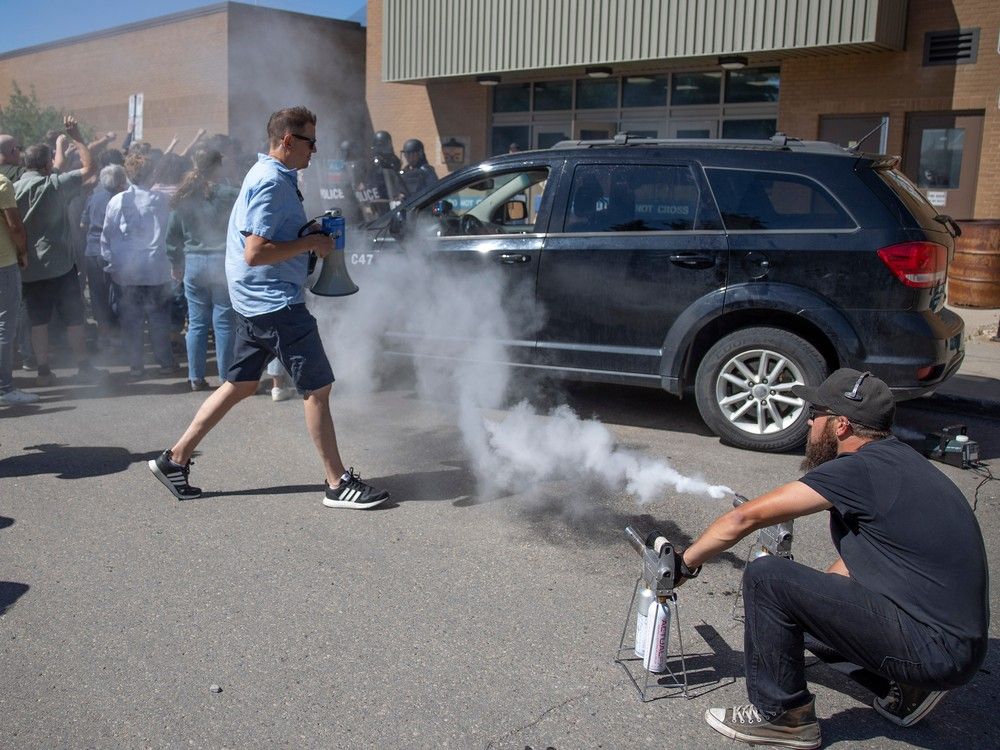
[923,29,980,65]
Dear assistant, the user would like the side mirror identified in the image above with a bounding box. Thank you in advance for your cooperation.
[505,200,526,222]
[389,207,407,236]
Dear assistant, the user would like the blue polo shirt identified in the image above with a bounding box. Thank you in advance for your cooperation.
[226,154,309,317]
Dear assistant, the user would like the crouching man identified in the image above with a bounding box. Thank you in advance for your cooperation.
[677,369,988,749]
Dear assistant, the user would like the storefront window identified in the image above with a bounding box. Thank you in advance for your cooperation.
[493,83,530,113]
[917,128,964,188]
[671,72,722,106]
[622,75,668,108]
[533,80,572,110]
[722,119,777,139]
[724,67,780,103]
[576,78,618,109]
[491,125,530,156]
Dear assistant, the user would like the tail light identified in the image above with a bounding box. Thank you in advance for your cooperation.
[876,241,948,288]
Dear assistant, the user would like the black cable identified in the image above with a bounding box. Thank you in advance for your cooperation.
[968,461,995,512]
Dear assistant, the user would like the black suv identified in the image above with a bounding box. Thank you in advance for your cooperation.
[352,134,964,452]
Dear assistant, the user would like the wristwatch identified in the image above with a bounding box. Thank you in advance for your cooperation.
[678,550,702,580]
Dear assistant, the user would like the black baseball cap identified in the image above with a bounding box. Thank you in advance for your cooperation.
[792,368,895,430]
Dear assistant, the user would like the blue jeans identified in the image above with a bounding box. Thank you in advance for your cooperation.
[743,555,985,717]
[119,283,174,370]
[0,264,21,392]
[183,253,234,381]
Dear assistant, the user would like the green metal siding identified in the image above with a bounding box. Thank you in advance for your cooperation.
[383,0,908,81]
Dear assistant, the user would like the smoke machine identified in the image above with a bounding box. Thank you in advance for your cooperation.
[731,493,794,622]
[615,526,689,701]
[300,209,359,297]
[922,424,980,469]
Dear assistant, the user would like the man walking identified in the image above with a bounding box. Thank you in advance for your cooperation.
[148,107,389,509]
[0,172,38,405]
[14,116,103,385]
[671,369,988,748]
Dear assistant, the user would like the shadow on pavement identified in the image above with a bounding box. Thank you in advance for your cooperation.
[0,404,77,419]
[0,444,160,479]
[0,516,12,529]
[0,581,29,616]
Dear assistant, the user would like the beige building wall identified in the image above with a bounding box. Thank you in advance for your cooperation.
[0,11,229,150]
[779,0,1000,219]
[366,0,489,176]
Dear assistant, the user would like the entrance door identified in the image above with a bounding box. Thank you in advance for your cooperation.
[903,112,984,220]
[668,119,717,139]
[534,123,571,150]
[574,120,617,140]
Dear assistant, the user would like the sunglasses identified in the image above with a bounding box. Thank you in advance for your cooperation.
[289,133,317,149]
[807,406,836,421]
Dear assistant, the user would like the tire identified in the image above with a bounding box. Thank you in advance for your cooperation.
[694,327,828,452]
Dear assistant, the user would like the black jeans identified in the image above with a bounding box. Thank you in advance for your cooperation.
[743,555,984,718]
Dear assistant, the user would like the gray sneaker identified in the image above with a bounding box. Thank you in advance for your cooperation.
[705,698,821,749]
[0,389,40,405]
[873,681,947,727]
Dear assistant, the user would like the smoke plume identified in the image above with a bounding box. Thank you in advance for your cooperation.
[313,236,733,506]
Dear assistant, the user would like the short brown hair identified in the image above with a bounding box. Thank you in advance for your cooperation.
[124,151,155,185]
[850,423,891,441]
[266,106,316,147]
[23,144,51,171]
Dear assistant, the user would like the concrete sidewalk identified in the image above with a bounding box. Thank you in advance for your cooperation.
[925,305,1000,414]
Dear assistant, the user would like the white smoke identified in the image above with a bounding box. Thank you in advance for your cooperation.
[313,236,733,505]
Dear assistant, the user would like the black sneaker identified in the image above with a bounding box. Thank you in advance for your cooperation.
[323,468,389,509]
[190,379,210,391]
[873,681,947,727]
[148,450,202,499]
[705,699,821,749]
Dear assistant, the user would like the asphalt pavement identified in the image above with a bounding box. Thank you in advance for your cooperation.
[0,309,998,749]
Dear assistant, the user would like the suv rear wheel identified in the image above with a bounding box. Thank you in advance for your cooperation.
[694,327,828,452]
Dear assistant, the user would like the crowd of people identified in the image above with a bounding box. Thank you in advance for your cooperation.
[0,114,436,407]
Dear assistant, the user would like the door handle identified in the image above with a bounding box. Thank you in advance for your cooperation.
[498,253,531,264]
[668,253,715,269]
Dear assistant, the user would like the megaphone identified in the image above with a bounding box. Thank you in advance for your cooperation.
[301,209,359,297]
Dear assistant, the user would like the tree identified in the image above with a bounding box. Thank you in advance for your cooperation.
[0,81,89,147]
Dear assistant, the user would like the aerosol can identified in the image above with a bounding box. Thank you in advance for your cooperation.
[634,586,656,658]
[642,597,671,673]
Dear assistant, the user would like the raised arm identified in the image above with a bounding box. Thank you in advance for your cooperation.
[179,129,207,158]
[682,481,832,570]
[64,116,95,181]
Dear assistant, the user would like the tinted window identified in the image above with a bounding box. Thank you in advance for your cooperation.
[493,83,530,113]
[533,80,572,110]
[576,78,618,109]
[706,169,855,230]
[564,165,702,232]
[671,72,722,105]
[724,67,780,103]
[622,75,668,107]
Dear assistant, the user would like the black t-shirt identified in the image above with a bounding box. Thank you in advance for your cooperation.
[800,437,988,643]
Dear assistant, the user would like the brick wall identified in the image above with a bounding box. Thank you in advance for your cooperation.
[366,0,489,175]
[779,0,1000,220]
[0,12,230,150]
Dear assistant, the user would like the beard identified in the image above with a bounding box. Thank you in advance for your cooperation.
[801,419,839,471]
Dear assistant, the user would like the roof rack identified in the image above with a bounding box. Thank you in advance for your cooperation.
[551,132,851,155]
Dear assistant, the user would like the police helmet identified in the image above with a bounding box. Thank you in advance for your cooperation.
[402,138,425,154]
[372,131,394,150]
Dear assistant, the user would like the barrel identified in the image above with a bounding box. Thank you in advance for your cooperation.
[949,220,1000,308]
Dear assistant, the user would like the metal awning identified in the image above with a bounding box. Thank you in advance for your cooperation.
[383,0,909,82]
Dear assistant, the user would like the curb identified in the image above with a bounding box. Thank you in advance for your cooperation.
[917,390,1000,419]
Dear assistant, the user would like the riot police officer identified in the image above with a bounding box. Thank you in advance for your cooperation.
[397,138,439,200]
[356,130,402,219]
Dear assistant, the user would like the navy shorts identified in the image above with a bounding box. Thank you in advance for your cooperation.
[22,266,87,327]
[228,304,334,394]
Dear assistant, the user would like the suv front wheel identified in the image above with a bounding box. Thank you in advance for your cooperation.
[694,327,828,452]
